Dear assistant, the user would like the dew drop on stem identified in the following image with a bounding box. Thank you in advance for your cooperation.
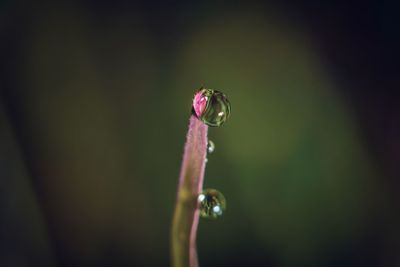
[198,188,226,219]
[192,88,231,127]
[207,140,215,154]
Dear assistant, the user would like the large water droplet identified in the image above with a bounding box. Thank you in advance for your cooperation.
[192,88,231,127]
[207,140,215,154]
[198,188,226,219]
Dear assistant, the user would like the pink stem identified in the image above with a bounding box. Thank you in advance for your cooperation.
[171,115,208,267]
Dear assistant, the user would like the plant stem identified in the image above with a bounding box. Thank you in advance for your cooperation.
[171,115,208,267]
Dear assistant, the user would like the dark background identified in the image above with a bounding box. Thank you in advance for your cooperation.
[0,0,399,266]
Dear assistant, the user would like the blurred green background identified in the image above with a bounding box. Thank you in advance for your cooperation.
[1,1,399,266]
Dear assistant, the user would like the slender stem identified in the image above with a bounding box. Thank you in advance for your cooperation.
[171,115,208,267]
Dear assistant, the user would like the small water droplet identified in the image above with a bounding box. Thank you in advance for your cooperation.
[192,88,231,127]
[198,188,226,219]
[207,140,215,154]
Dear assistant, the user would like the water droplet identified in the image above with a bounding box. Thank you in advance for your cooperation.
[192,88,231,127]
[198,188,226,219]
[207,140,215,154]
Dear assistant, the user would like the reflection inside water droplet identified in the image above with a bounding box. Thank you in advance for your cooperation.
[192,88,231,127]
[198,188,226,219]
[212,205,222,215]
